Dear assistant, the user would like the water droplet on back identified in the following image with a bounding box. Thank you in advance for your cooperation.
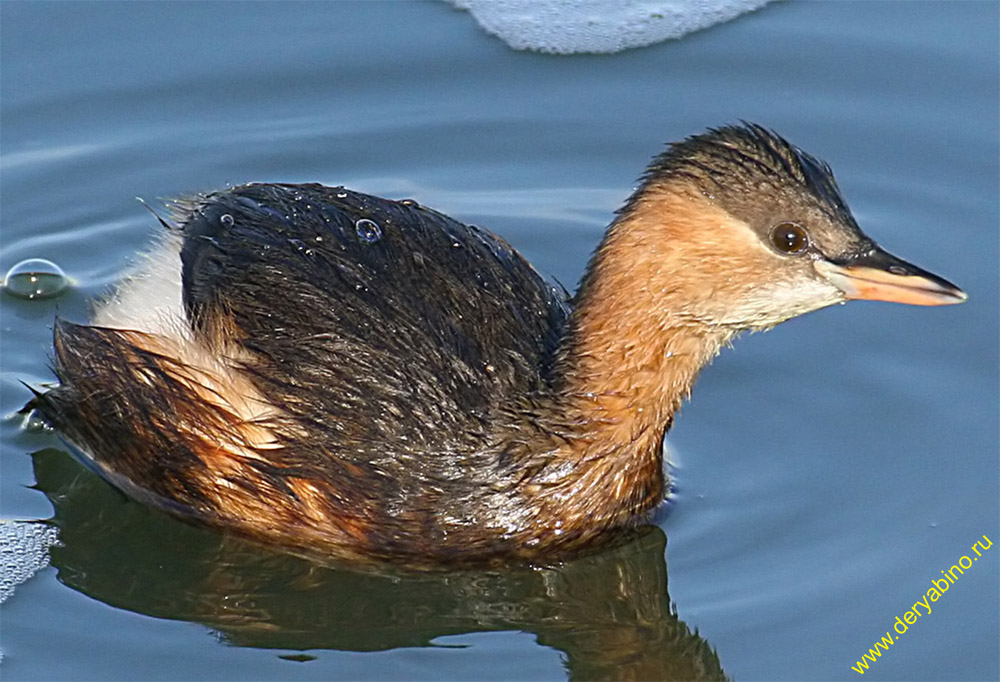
[355,218,382,244]
[3,259,69,300]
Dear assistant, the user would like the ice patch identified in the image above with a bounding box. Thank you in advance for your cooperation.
[449,0,772,54]
[0,520,60,605]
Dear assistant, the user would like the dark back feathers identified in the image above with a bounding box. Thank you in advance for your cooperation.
[180,183,571,460]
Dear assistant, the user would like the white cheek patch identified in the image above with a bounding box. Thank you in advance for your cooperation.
[92,233,190,343]
[735,277,844,329]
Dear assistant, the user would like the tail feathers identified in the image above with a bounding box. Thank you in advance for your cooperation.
[33,319,373,552]
[36,319,217,509]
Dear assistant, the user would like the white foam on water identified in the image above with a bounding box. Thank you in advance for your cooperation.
[449,0,772,54]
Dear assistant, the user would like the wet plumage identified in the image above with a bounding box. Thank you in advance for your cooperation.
[33,124,966,564]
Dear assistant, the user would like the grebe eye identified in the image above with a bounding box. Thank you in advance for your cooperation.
[770,222,809,254]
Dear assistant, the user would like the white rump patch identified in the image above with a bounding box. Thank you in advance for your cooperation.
[89,228,280,450]
[92,233,189,342]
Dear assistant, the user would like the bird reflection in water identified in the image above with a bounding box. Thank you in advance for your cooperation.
[32,447,726,681]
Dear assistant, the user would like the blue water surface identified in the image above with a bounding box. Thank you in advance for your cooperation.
[1,2,997,680]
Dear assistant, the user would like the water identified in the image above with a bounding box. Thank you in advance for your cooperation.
[355,218,384,244]
[1,2,997,680]
[2,259,69,300]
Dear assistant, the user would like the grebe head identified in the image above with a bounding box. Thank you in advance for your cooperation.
[597,123,966,333]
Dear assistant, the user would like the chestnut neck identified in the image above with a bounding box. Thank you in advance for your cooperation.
[522,186,738,530]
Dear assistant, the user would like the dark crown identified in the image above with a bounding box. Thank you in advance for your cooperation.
[637,123,856,227]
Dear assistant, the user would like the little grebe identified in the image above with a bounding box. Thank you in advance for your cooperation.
[34,124,966,563]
